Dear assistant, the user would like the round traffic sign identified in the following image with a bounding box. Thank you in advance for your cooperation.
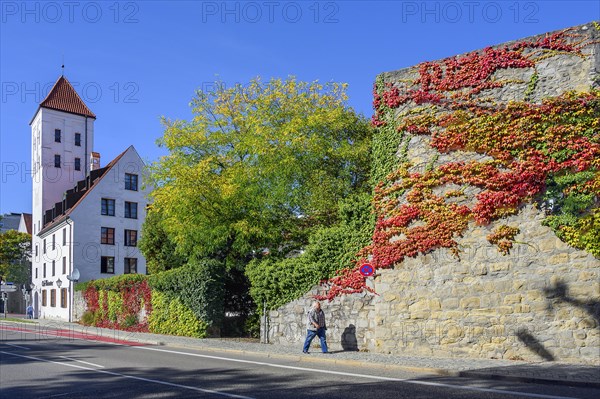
[359,263,374,277]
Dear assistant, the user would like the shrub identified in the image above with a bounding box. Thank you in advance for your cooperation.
[148,257,225,327]
[246,193,373,310]
[148,291,208,338]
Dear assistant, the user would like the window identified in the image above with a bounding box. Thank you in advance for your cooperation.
[55,129,61,143]
[75,157,81,171]
[61,288,68,308]
[43,263,46,278]
[124,230,137,247]
[101,256,115,274]
[43,239,46,254]
[52,260,55,276]
[101,227,115,244]
[42,290,47,306]
[50,289,56,307]
[35,268,38,279]
[125,173,138,191]
[101,198,115,216]
[62,257,66,274]
[63,228,66,246]
[124,258,137,274]
[52,234,55,250]
[75,132,81,146]
[54,154,61,168]
[124,202,138,219]
[35,244,38,257]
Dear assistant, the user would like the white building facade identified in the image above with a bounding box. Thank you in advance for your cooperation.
[30,76,149,320]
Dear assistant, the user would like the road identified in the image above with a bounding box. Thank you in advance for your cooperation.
[1,324,599,399]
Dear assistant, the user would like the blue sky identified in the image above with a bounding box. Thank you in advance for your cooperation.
[1,0,598,214]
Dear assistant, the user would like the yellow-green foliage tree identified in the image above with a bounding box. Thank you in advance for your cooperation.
[148,77,372,267]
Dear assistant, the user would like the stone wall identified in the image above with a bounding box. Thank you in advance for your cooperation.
[73,290,86,321]
[265,23,600,365]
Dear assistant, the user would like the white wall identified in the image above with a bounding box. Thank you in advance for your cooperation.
[33,222,71,320]
[70,146,149,282]
[31,107,95,320]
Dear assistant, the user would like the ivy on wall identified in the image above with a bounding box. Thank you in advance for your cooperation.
[318,28,599,300]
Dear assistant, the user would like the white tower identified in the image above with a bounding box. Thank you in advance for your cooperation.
[30,76,96,298]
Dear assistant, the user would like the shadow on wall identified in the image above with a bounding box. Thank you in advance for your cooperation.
[543,280,600,328]
[341,324,359,351]
[516,327,555,361]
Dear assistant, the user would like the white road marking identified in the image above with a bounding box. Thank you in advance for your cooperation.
[1,326,585,399]
[133,346,583,399]
[59,355,105,368]
[0,351,255,399]
[3,343,30,350]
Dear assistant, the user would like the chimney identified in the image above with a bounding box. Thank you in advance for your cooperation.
[90,152,101,171]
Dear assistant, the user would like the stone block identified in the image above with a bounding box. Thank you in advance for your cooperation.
[410,310,430,319]
[383,293,397,302]
[578,270,599,281]
[537,239,556,252]
[460,297,481,309]
[578,318,598,329]
[573,330,587,340]
[548,253,569,265]
[488,262,510,272]
[497,306,514,315]
[514,304,530,313]
[579,346,600,359]
[525,290,543,301]
[503,294,522,305]
[408,299,430,312]
[442,298,459,309]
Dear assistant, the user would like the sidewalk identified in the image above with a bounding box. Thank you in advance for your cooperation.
[2,316,599,389]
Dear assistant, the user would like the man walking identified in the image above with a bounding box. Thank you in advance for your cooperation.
[302,301,328,354]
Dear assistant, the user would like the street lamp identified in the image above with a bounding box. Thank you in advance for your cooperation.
[56,278,62,289]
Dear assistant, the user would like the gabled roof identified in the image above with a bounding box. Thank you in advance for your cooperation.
[33,75,96,121]
[38,146,134,236]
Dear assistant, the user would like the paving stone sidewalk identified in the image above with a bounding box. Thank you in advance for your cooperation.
[3,317,599,389]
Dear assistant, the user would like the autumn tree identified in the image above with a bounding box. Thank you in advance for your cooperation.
[148,77,372,267]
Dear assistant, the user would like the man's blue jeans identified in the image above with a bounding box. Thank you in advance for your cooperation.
[303,327,328,353]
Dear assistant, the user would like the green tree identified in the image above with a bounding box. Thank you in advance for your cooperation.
[149,77,372,267]
[0,230,31,284]
[139,207,186,274]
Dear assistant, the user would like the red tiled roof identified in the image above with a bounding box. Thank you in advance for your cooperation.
[39,76,96,118]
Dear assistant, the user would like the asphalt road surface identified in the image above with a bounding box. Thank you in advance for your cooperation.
[1,324,599,399]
